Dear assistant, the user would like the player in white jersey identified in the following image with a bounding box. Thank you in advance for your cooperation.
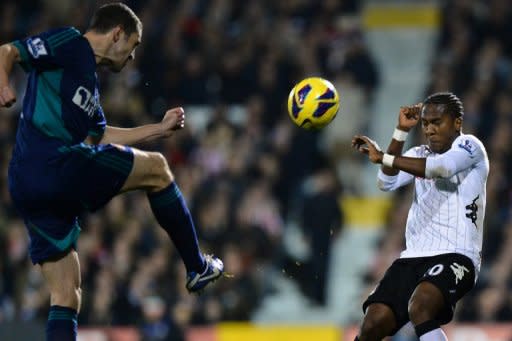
[351,92,489,341]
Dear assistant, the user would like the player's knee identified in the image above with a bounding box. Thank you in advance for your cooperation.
[151,152,174,190]
[359,316,385,340]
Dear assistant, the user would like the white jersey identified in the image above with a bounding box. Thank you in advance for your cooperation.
[377,134,489,272]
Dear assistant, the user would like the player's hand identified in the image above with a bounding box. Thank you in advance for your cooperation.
[398,103,422,131]
[160,107,185,137]
[352,135,383,164]
[0,85,16,108]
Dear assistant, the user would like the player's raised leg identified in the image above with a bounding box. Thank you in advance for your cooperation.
[356,303,397,341]
[40,250,81,341]
[121,148,223,292]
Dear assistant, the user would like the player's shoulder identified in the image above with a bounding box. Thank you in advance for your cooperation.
[39,26,81,43]
[46,27,95,73]
[30,26,85,61]
[44,26,81,35]
[452,134,487,157]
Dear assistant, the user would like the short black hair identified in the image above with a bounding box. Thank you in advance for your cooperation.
[88,2,142,37]
[423,92,464,119]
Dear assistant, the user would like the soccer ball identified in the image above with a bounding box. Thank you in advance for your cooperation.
[287,77,340,130]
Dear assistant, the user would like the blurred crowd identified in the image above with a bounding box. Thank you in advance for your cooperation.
[0,0,371,340]
[364,0,512,325]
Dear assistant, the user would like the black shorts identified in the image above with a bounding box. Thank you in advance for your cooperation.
[362,253,476,334]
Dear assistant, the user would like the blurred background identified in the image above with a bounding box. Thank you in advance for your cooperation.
[0,0,512,340]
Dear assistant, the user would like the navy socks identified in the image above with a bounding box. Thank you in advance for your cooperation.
[46,305,77,341]
[148,182,205,273]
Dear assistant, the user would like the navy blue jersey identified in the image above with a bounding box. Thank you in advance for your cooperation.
[11,27,106,158]
[7,27,135,264]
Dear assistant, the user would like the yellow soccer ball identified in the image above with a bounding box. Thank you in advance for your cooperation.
[287,77,340,130]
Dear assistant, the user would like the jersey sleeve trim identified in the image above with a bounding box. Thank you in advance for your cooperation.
[46,28,81,53]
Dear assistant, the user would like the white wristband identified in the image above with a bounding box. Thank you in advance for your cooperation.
[382,153,395,168]
[392,128,408,142]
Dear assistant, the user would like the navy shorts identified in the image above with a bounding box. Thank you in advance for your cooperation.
[8,143,134,264]
[362,253,476,335]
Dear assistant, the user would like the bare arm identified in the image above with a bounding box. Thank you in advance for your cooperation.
[86,107,186,146]
[353,135,427,177]
[0,43,20,107]
[379,138,482,179]
[382,103,422,175]
[353,103,426,177]
[91,124,166,146]
[382,138,405,176]
[386,155,426,178]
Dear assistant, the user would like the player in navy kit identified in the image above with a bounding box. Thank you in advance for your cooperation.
[0,3,223,341]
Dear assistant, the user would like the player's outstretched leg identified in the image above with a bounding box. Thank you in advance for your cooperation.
[147,180,224,292]
[40,250,81,341]
[121,149,223,292]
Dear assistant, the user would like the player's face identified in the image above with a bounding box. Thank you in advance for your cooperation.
[109,30,141,72]
[421,104,462,153]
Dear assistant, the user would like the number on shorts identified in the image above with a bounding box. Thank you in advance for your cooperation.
[427,264,444,276]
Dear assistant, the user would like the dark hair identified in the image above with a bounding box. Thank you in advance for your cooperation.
[88,2,142,36]
[423,92,464,118]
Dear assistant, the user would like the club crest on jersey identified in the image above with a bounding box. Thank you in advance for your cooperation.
[72,86,98,118]
[458,139,475,156]
[26,38,48,58]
